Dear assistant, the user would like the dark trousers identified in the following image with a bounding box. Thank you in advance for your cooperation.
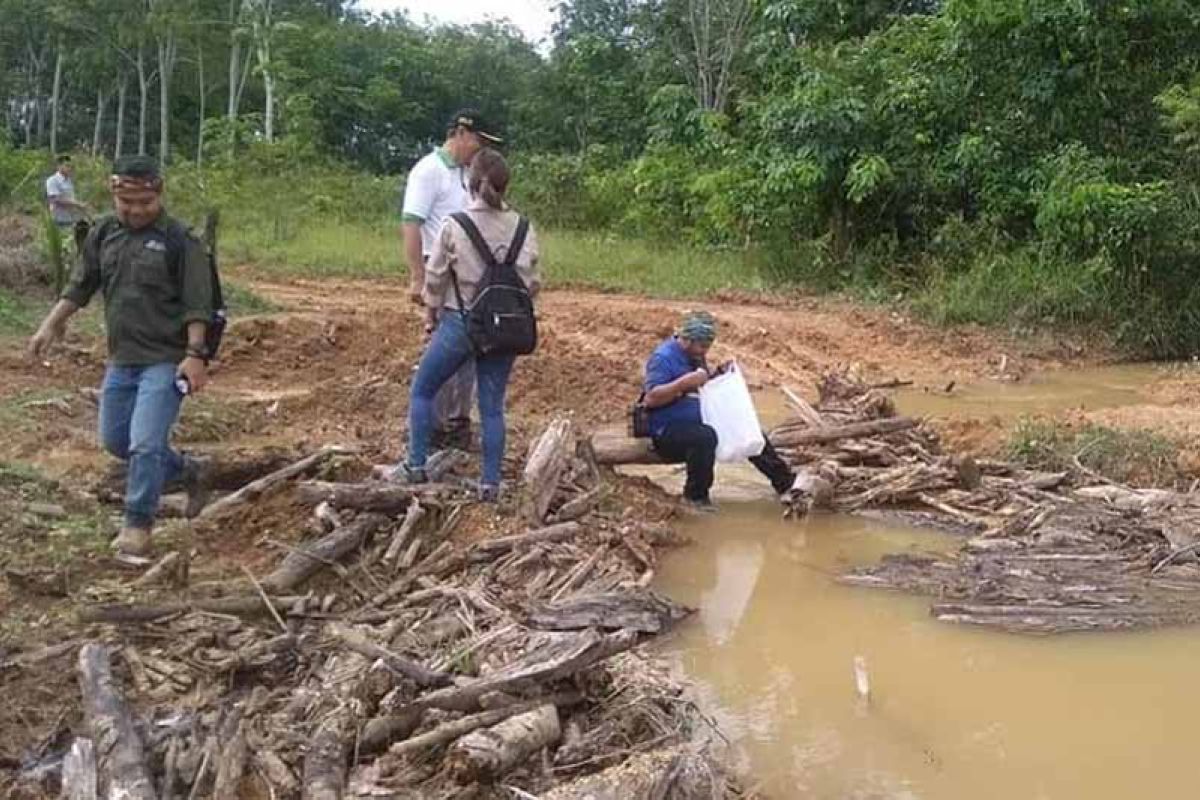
[653,422,794,501]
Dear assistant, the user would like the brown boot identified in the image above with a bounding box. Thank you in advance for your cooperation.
[112,526,152,557]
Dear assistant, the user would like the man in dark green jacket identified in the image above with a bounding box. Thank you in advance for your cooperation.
[28,156,212,558]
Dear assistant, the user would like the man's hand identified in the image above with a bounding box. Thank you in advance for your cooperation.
[27,320,65,361]
[423,306,439,338]
[177,356,209,394]
[409,282,424,306]
[680,368,709,392]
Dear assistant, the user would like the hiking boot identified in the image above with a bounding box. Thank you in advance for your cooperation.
[112,526,152,557]
[682,497,719,515]
[478,483,500,504]
[181,455,213,519]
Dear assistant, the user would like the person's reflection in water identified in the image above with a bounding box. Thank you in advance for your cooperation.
[698,534,766,646]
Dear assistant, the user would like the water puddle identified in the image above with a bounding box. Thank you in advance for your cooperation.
[892,363,1171,420]
[655,503,1200,799]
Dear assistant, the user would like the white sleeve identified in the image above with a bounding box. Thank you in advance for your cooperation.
[401,160,436,222]
[45,175,60,198]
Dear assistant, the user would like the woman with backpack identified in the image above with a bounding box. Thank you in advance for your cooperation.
[397,148,542,502]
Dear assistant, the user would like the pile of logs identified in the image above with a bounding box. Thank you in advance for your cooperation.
[26,421,734,800]
[768,372,1200,634]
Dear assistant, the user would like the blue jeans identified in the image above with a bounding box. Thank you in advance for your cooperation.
[99,363,185,528]
[408,313,515,486]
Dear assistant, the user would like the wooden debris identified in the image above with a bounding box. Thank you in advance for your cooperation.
[382,499,426,565]
[261,513,385,591]
[198,446,348,520]
[132,550,181,588]
[295,481,443,513]
[523,417,576,523]
[448,704,562,783]
[327,623,451,688]
[79,595,306,624]
[61,738,97,800]
[525,591,692,634]
[77,643,156,800]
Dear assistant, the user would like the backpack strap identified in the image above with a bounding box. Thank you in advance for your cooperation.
[503,217,529,267]
[449,212,496,268]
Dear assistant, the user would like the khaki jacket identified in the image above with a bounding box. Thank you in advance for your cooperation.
[423,199,541,312]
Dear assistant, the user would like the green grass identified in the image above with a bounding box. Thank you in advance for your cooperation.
[1007,418,1180,487]
[0,286,36,334]
[220,216,773,297]
[223,281,280,314]
[224,218,402,278]
[540,230,771,296]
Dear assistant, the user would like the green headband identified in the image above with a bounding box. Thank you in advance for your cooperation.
[679,311,717,343]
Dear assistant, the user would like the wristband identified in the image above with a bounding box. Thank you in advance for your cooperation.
[186,346,210,364]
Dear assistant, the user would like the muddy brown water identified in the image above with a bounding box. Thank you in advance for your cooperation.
[634,365,1198,799]
[654,503,1200,799]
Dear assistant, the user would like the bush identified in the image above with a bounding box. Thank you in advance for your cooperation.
[1008,418,1180,487]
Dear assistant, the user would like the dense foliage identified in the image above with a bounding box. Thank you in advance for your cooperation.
[6,0,1200,354]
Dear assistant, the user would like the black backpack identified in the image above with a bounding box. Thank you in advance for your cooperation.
[91,214,228,358]
[448,211,537,357]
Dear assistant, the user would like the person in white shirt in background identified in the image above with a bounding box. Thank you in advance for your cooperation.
[400,108,503,451]
[45,155,91,229]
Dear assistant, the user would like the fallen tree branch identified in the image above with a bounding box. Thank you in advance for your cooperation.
[79,595,306,624]
[295,481,444,514]
[327,623,451,688]
[390,693,578,760]
[448,704,563,783]
[261,513,386,592]
[198,446,349,521]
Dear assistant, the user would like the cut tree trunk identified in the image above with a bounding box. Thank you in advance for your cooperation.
[77,643,156,800]
[260,513,385,592]
[523,418,576,524]
[448,704,562,783]
[591,426,662,465]
[302,652,370,800]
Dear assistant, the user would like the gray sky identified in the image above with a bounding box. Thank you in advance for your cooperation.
[356,0,557,44]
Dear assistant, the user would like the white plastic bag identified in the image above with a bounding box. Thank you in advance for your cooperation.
[699,362,765,462]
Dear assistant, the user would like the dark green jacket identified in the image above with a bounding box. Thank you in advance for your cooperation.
[62,211,212,366]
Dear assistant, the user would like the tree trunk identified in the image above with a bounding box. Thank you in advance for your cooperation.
[196,44,206,166]
[115,77,127,158]
[158,31,177,166]
[261,57,275,142]
[49,43,63,155]
[136,46,149,155]
[76,644,156,800]
[91,88,107,157]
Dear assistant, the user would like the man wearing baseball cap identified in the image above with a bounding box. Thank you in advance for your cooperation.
[399,107,503,451]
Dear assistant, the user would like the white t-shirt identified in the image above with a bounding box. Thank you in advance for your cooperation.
[45,172,78,224]
[401,148,468,256]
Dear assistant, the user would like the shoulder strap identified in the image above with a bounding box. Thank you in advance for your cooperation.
[504,217,529,267]
[450,211,496,268]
